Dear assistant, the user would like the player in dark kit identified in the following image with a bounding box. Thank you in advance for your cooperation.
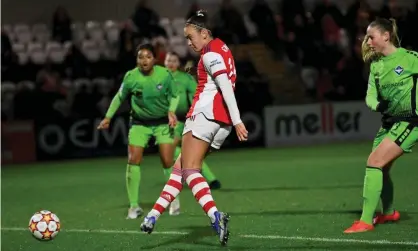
[98,44,179,220]
[344,18,418,233]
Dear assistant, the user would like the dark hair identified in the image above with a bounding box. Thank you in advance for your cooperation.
[185,9,212,35]
[362,18,400,62]
[136,43,156,57]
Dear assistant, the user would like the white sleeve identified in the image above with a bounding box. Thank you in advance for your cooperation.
[202,52,228,78]
[214,74,242,125]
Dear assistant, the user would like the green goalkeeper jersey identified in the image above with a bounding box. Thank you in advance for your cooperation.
[366,48,418,117]
[105,65,179,123]
[172,70,196,120]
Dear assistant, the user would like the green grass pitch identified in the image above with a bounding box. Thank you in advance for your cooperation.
[2,142,418,250]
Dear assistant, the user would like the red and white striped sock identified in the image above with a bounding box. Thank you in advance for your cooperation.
[183,169,218,221]
[147,164,182,219]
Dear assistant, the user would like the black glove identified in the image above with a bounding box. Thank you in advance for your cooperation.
[381,114,394,129]
[376,100,390,112]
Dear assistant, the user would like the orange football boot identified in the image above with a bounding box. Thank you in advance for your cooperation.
[344,220,374,233]
[373,210,400,224]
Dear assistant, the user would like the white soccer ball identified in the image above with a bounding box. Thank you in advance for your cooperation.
[28,210,61,240]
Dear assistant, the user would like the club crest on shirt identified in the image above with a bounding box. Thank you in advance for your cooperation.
[394,65,404,75]
[156,83,163,90]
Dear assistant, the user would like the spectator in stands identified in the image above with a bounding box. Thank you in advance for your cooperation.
[280,0,307,32]
[130,0,166,39]
[64,44,90,79]
[213,0,248,44]
[312,0,344,29]
[35,63,69,119]
[52,6,73,43]
[118,21,139,73]
[249,0,281,57]
[1,31,18,82]
[72,84,101,118]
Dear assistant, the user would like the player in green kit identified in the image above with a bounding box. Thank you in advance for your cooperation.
[97,44,179,219]
[344,18,418,233]
[164,52,221,215]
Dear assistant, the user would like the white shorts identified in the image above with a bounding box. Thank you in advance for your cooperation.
[183,113,232,149]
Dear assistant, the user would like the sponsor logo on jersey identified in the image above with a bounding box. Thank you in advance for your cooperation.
[394,65,404,75]
[156,83,163,90]
[210,59,221,68]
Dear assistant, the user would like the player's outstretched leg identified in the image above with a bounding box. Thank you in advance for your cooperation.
[183,168,230,245]
[140,158,183,234]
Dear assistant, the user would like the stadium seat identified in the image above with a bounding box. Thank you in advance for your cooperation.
[12,43,26,53]
[159,18,170,27]
[82,40,101,62]
[17,52,30,65]
[87,26,104,42]
[2,24,13,35]
[159,18,173,38]
[18,80,36,90]
[63,41,73,53]
[92,77,110,87]
[173,44,188,58]
[74,78,92,91]
[32,24,51,43]
[45,41,61,52]
[103,20,120,44]
[169,35,184,47]
[61,79,73,89]
[15,26,32,44]
[29,48,47,65]
[27,42,43,52]
[71,22,86,42]
[47,44,66,64]
[172,18,185,36]
[14,24,30,33]
[1,82,17,93]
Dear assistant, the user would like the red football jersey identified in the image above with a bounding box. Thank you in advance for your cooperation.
[187,38,237,125]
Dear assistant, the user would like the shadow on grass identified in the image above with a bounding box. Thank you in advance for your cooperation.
[217,184,363,193]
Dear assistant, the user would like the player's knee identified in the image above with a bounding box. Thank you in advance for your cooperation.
[161,156,173,169]
[366,155,386,168]
[128,151,142,165]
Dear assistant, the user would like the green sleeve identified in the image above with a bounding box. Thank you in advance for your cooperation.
[187,74,197,103]
[105,73,131,119]
[366,64,379,111]
[166,72,179,112]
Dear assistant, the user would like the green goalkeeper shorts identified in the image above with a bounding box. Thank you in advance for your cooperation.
[372,121,418,153]
[174,121,185,138]
[128,124,174,147]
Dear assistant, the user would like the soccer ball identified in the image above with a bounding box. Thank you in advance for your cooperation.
[28,210,61,240]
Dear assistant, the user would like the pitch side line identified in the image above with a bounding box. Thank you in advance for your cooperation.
[2,227,418,246]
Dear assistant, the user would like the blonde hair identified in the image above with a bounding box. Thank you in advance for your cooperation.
[361,18,401,63]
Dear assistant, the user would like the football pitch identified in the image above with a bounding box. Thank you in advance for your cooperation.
[2,142,418,251]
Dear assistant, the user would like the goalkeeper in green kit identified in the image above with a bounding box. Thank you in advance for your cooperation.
[97,44,179,219]
[344,18,418,234]
[163,52,221,215]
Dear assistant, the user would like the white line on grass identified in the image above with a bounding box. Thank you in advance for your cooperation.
[2,227,418,246]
